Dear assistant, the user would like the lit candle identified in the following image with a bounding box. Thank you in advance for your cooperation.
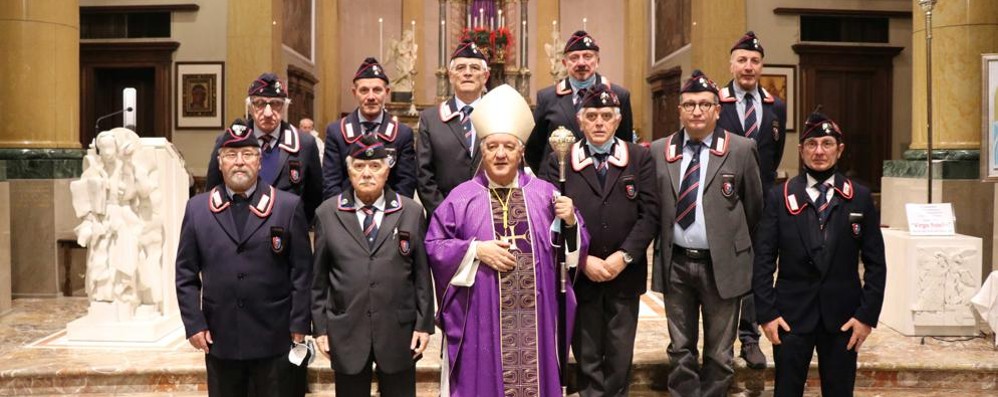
[411,19,416,36]
[466,4,471,28]
[583,17,587,31]
[491,16,494,30]
[379,18,384,60]
[553,19,558,34]
[440,19,446,67]
[479,8,484,28]
[521,19,527,67]
[498,9,503,28]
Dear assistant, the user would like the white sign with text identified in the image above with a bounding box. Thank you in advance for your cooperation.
[905,203,956,236]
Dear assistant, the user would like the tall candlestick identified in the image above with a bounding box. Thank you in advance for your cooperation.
[440,19,445,67]
[379,18,384,60]
[582,17,587,31]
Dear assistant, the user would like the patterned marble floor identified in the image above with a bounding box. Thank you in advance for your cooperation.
[1,296,996,395]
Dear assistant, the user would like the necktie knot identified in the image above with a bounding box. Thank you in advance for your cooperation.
[460,105,473,118]
[231,193,249,203]
[816,183,830,194]
[361,205,376,216]
[361,121,379,134]
[744,92,754,104]
[258,134,274,150]
[686,140,704,160]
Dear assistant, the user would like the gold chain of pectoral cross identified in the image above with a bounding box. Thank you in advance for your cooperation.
[490,187,528,252]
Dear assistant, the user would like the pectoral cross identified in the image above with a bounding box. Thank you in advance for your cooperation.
[500,227,529,252]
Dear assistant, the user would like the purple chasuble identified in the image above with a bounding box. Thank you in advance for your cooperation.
[426,171,589,397]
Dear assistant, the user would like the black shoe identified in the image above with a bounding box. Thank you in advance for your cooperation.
[741,342,767,369]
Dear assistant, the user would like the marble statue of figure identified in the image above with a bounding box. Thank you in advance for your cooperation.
[544,28,567,81]
[388,29,418,94]
[71,127,164,320]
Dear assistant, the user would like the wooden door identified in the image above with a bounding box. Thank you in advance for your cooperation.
[794,44,902,192]
[81,41,178,147]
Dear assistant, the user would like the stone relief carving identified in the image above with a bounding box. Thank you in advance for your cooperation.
[913,246,978,325]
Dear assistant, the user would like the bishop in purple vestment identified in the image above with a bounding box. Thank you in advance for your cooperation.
[425,85,589,397]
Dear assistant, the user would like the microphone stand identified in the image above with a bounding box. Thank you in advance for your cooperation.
[548,126,575,397]
[94,107,134,136]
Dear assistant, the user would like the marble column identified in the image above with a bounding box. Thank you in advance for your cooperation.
[624,0,650,141]
[883,1,998,277]
[910,0,998,153]
[0,162,10,314]
[317,0,341,130]
[0,0,80,149]
[227,0,282,122]
[0,0,85,297]
[690,0,746,88]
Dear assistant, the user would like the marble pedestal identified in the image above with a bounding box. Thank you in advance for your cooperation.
[881,229,982,336]
[0,149,83,298]
[66,302,181,342]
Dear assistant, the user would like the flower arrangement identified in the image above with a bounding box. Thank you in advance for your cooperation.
[460,26,514,63]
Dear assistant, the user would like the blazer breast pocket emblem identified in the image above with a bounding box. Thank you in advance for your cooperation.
[621,176,637,200]
[271,226,285,254]
[289,160,302,184]
[721,174,736,197]
[398,231,412,256]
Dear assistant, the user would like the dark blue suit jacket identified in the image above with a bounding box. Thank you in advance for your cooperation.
[526,74,633,171]
[205,121,323,223]
[176,182,313,360]
[322,110,416,200]
[753,174,886,333]
[717,81,787,190]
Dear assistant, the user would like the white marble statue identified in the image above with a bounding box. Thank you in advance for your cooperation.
[388,29,418,94]
[71,128,164,321]
[544,28,567,81]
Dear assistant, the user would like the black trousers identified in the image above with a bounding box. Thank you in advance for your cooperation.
[772,327,857,397]
[334,349,416,397]
[205,353,291,397]
[571,291,640,397]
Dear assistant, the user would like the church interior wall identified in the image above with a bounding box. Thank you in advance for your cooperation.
[559,0,625,89]
[78,0,230,177]
[746,0,912,179]
[338,0,403,116]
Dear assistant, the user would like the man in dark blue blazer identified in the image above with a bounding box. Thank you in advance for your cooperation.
[323,58,417,200]
[717,31,788,368]
[177,128,313,397]
[525,30,633,171]
[753,111,886,397]
[205,73,323,224]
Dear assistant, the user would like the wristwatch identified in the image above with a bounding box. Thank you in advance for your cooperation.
[621,251,634,265]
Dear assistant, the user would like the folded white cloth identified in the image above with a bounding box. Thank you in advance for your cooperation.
[971,271,998,346]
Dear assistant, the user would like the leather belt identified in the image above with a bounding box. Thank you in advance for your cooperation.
[673,245,710,260]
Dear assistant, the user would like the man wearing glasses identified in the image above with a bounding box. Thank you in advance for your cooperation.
[651,70,763,396]
[526,30,634,172]
[753,110,885,397]
[417,39,490,216]
[538,84,659,397]
[205,72,323,223]
[323,58,417,200]
[177,129,313,397]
